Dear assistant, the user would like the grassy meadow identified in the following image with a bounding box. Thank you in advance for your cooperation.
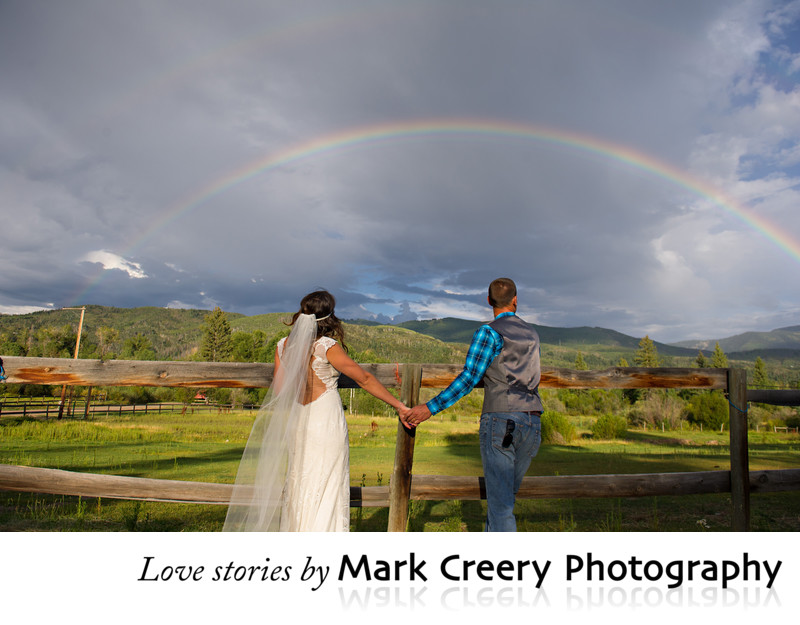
[2,398,799,532]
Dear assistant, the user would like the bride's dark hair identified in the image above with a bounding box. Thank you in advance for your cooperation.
[288,290,347,350]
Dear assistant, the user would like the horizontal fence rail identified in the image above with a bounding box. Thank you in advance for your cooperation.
[2,464,799,507]
[747,389,800,406]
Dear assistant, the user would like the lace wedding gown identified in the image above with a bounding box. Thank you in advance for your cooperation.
[277,335,350,532]
[223,322,350,533]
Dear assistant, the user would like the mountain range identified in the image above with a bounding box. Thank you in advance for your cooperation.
[672,326,800,355]
[392,317,800,360]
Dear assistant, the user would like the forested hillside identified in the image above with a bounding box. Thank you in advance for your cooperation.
[0,305,226,360]
[0,306,465,365]
[1,306,798,388]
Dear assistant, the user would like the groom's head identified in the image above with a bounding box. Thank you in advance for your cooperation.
[488,277,517,310]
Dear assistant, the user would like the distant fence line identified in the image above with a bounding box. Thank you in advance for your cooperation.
[1,355,799,531]
[0,401,259,419]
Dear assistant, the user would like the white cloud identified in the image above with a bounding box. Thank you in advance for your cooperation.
[165,300,193,310]
[0,303,54,315]
[81,250,147,279]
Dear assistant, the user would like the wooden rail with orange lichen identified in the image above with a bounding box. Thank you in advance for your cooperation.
[0,357,729,390]
[0,355,796,531]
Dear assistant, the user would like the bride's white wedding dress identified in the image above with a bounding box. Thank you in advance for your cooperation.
[278,336,350,532]
[223,315,350,532]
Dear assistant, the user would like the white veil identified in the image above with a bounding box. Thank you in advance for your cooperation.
[223,313,318,531]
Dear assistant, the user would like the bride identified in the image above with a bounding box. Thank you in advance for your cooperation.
[223,290,409,531]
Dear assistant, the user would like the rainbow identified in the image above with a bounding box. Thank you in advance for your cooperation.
[74,118,800,302]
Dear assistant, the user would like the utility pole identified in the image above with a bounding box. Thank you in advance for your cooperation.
[57,307,85,420]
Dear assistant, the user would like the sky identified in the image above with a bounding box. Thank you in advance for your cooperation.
[1,0,800,344]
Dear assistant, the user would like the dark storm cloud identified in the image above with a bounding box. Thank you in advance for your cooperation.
[1,0,799,341]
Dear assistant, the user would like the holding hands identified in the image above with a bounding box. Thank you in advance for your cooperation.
[399,403,432,429]
[397,403,411,424]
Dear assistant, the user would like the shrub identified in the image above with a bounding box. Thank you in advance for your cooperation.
[557,389,626,416]
[541,411,576,444]
[591,413,628,439]
[685,391,728,430]
[767,406,800,429]
[109,386,156,405]
[540,390,566,414]
[748,405,771,430]
[631,391,685,429]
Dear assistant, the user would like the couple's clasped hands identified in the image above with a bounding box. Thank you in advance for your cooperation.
[397,403,432,429]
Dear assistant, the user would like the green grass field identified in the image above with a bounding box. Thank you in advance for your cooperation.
[1,408,799,531]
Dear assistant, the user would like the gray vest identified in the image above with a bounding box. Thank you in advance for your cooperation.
[482,314,543,413]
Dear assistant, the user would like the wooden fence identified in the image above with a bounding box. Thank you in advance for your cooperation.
[1,355,799,531]
[0,401,260,418]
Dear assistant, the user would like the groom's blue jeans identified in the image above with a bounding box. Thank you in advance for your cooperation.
[479,411,541,532]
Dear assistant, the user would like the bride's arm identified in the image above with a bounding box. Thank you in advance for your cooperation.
[271,345,283,393]
[326,343,408,416]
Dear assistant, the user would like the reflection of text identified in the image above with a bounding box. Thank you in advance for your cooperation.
[338,586,781,611]
[339,586,429,610]
[440,586,551,610]
[566,586,781,610]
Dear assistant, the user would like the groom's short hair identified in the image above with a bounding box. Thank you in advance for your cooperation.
[488,277,516,308]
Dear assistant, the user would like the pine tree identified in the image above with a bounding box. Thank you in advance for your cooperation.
[695,350,709,368]
[634,335,661,367]
[121,334,155,360]
[711,342,728,368]
[201,307,232,362]
[575,351,588,370]
[752,357,770,388]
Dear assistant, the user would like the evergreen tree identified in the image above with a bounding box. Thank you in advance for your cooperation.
[753,357,770,388]
[201,307,232,362]
[121,334,156,360]
[262,328,290,363]
[711,342,728,368]
[695,350,709,368]
[575,351,588,370]
[251,330,272,362]
[36,325,77,357]
[634,335,661,367]
[0,331,24,356]
[230,331,255,362]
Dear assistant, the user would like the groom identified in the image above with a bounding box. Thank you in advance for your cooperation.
[403,277,542,531]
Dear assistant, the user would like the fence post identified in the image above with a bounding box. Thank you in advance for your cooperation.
[387,364,421,532]
[728,368,750,531]
[84,386,92,420]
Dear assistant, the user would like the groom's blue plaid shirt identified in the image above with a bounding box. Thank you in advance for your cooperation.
[426,312,514,415]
